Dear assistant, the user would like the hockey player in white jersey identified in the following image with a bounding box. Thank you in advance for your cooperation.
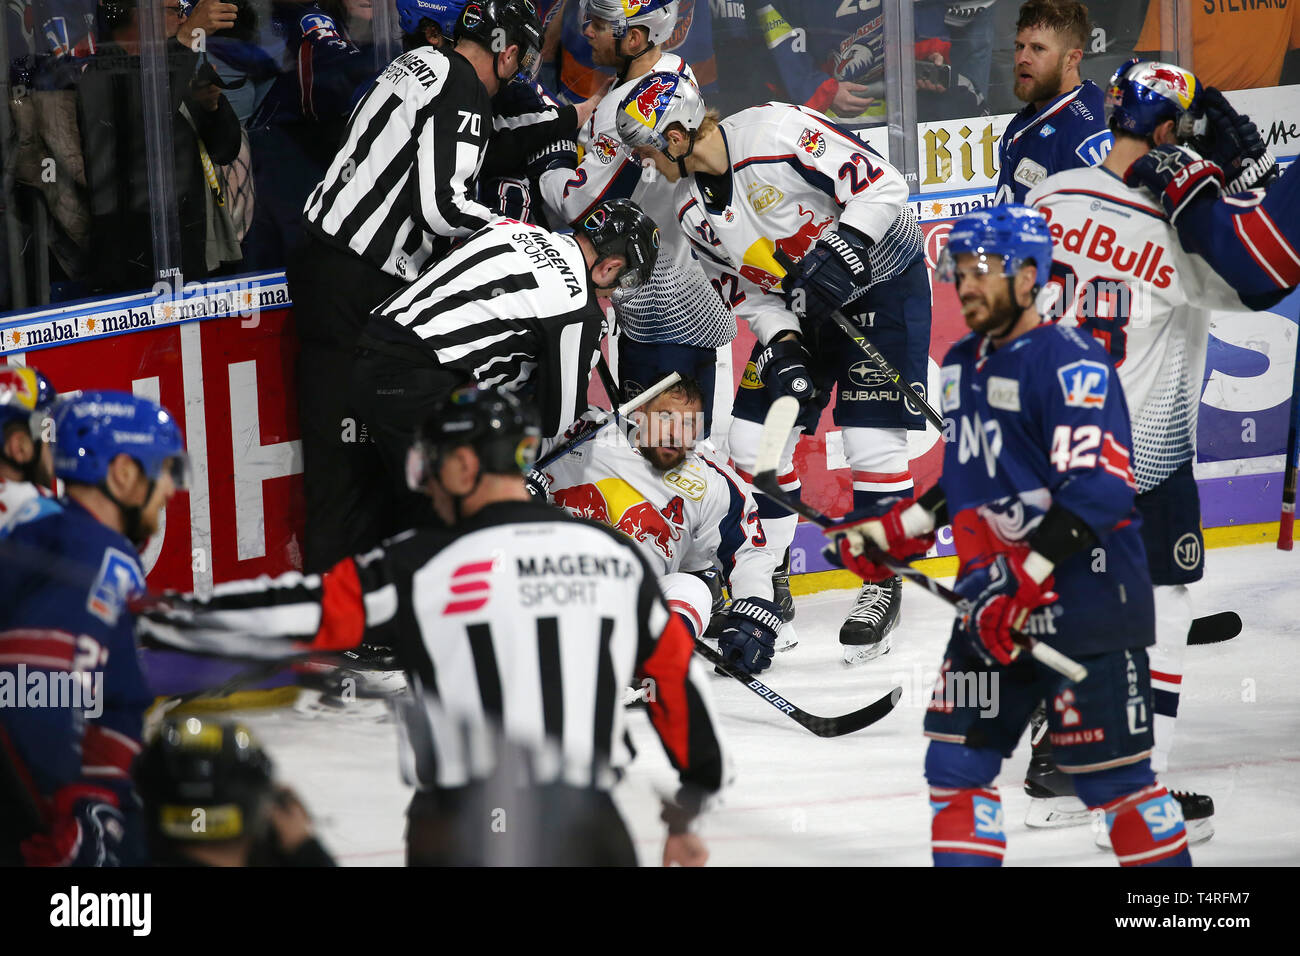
[0,367,61,536]
[540,3,738,461]
[1024,59,1300,842]
[612,71,933,666]
[540,376,786,673]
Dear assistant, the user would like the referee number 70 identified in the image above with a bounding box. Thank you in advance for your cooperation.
[458,111,482,137]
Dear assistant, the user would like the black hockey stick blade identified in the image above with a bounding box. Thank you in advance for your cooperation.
[1188,611,1243,646]
[693,637,901,737]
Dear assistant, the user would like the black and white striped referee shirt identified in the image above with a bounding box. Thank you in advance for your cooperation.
[138,501,727,815]
[367,218,606,437]
[304,45,495,280]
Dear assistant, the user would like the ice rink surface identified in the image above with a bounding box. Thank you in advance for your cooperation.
[229,543,1300,866]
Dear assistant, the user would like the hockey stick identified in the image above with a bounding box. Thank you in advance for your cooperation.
[753,396,1088,683]
[533,370,681,470]
[1279,323,1300,549]
[1187,610,1243,646]
[692,637,902,737]
[825,309,946,432]
[595,353,623,421]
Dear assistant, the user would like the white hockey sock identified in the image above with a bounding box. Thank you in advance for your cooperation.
[1149,584,1192,774]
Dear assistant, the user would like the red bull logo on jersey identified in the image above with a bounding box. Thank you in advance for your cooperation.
[625,76,676,127]
[552,477,681,558]
[797,127,826,158]
[738,207,834,292]
[591,134,621,164]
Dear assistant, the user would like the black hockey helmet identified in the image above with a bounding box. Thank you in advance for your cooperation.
[576,197,660,292]
[135,716,275,844]
[406,384,541,490]
[454,0,544,85]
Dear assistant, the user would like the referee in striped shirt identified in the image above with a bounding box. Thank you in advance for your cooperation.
[288,0,545,573]
[348,196,660,550]
[139,386,725,867]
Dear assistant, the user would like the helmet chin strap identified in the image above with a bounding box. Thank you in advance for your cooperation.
[615,31,655,81]
[99,478,155,547]
[667,129,698,180]
[432,456,484,524]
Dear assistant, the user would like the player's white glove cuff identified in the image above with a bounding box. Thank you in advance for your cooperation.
[900,502,937,539]
[1022,550,1055,586]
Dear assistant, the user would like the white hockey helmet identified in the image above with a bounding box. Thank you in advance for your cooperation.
[615,70,706,154]
[579,0,679,48]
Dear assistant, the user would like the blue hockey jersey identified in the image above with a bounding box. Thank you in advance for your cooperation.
[0,499,151,806]
[938,321,1154,656]
[994,80,1112,205]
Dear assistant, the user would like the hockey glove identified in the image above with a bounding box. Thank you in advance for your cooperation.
[527,139,579,178]
[21,788,126,867]
[781,224,873,321]
[488,176,534,222]
[716,597,784,674]
[823,497,937,583]
[524,467,551,500]
[1124,146,1224,225]
[754,337,818,427]
[954,552,1057,667]
[1193,87,1277,194]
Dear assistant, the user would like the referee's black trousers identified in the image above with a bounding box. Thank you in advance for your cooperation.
[286,232,406,572]
[405,785,638,866]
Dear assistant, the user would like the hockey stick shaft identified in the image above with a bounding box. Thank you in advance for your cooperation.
[826,309,945,432]
[692,636,901,737]
[533,371,681,470]
[752,396,1086,682]
[595,353,622,419]
[1279,325,1300,549]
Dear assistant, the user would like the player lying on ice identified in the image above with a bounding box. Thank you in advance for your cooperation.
[534,374,792,675]
[825,205,1192,867]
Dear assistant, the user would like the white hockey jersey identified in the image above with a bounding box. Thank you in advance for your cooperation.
[542,426,776,602]
[541,54,735,348]
[670,102,923,346]
[0,479,56,537]
[1028,165,1251,491]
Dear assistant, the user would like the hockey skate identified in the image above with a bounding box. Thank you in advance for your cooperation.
[1023,706,1090,828]
[839,575,901,664]
[772,550,795,624]
[775,621,799,653]
[1092,791,1215,848]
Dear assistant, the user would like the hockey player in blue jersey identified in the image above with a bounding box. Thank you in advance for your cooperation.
[993,1,1112,205]
[0,392,187,866]
[826,206,1191,867]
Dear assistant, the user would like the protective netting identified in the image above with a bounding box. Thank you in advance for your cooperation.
[848,205,925,307]
[613,255,738,348]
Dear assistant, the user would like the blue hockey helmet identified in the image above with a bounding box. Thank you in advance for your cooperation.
[937,205,1055,292]
[0,366,57,438]
[52,391,188,489]
[1106,58,1203,140]
[395,0,464,37]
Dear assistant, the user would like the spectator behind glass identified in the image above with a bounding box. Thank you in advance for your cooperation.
[76,0,243,293]
[240,0,373,269]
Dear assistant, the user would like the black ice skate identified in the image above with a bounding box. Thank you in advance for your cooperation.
[838,575,901,664]
[1024,706,1090,828]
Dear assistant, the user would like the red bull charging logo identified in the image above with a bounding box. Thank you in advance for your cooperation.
[1143,64,1196,108]
[626,76,675,126]
[0,367,40,411]
[739,206,835,292]
[797,127,826,158]
[551,477,681,558]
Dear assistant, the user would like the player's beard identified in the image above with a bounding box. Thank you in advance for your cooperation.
[1014,53,1066,105]
[961,286,1019,339]
[640,443,688,472]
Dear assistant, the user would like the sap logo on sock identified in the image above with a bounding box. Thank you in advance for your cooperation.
[972,796,1005,838]
[1057,359,1109,408]
[1139,795,1186,838]
[50,886,151,936]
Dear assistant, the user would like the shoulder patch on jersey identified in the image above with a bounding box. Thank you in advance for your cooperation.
[87,547,146,626]
[1075,129,1114,166]
[300,13,341,38]
[746,180,784,214]
[591,133,620,165]
[797,127,826,158]
[663,467,707,501]
[987,375,1021,412]
[1014,157,1048,189]
[941,364,962,412]
[1057,359,1110,409]
[1039,124,1055,138]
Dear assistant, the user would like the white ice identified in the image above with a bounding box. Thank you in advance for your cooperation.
[227,542,1300,866]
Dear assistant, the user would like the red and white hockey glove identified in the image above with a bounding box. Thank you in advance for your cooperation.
[1124,146,1224,224]
[955,552,1058,667]
[21,786,125,867]
[823,497,936,583]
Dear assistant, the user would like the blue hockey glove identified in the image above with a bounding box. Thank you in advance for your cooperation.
[781,224,872,321]
[954,552,1057,667]
[754,337,819,428]
[1193,87,1277,193]
[1124,146,1224,224]
[716,597,784,674]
